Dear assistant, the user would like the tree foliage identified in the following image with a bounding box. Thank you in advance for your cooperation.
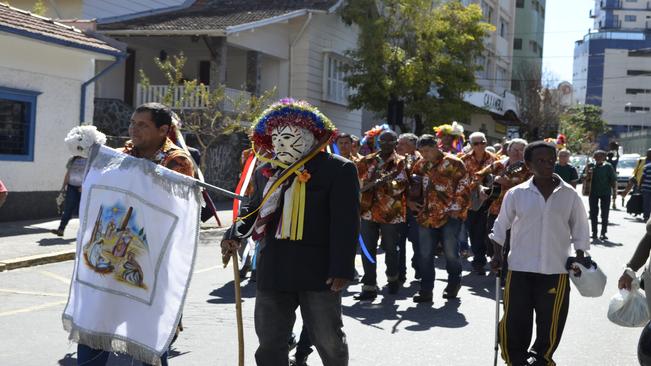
[31,0,47,16]
[139,53,275,172]
[340,0,494,133]
[559,104,609,154]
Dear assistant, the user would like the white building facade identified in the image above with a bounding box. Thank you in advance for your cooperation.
[0,3,121,221]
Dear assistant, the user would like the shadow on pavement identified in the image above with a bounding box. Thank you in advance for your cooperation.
[590,238,624,247]
[207,279,256,304]
[58,347,186,365]
[38,237,76,246]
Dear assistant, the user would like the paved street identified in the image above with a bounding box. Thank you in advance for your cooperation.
[0,197,648,366]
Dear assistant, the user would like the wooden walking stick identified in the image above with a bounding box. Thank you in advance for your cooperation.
[228,251,245,366]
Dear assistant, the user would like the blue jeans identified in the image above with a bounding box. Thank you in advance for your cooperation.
[59,184,81,231]
[76,344,168,365]
[417,218,462,293]
[458,221,469,252]
[360,220,401,290]
[255,289,348,366]
[643,191,651,221]
[397,210,420,279]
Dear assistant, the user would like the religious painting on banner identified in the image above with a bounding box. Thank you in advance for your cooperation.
[63,144,201,365]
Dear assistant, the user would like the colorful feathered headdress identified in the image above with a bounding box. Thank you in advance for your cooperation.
[433,121,465,153]
[360,123,391,154]
[251,98,337,150]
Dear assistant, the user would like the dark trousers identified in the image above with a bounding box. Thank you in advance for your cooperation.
[467,206,489,267]
[296,325,313,358]
[397,211,420,280]
[76,344,168,365]
[643,191,651,221]
[360,220,401,291]
[417,218,462,293]
[589,194,611,235]
[255,289,348,366]
[59,184,82,231]
[500,271,570,366]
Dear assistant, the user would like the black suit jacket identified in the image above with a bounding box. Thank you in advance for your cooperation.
[226,152,360,291]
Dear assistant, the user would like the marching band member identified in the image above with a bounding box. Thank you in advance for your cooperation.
[409,134,470,302]
[355,130,408,301]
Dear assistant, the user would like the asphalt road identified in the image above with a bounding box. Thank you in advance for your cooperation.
[0,200,648,365]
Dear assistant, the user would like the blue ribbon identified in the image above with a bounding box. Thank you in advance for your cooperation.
[359,234,375,264]
[331,142,340,155]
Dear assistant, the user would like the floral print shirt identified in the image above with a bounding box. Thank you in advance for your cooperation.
[460,150,498,190]
[357,151,407,224]
[122,138,194,177]
[477,158,532,216]
[411,154,471,228]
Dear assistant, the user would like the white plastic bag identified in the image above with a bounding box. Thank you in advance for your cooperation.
[607,280,650,328]
[569,262,607,297]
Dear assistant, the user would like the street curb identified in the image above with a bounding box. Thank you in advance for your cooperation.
[0,226,231,272]
[0,250,76,272]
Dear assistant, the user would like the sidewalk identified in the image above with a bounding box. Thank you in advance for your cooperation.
[0,208,233,272]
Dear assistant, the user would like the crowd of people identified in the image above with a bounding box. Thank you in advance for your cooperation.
[221,114,602,366]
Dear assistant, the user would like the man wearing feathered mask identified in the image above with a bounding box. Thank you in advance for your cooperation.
[220,99,360,366]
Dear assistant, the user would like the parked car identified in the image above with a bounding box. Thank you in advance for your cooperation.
[570,154,590,183]
[617,153,641,193]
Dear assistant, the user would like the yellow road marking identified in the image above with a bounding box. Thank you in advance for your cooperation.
[0,288,67,297]
[0,300,67,317]
[38,270,71,284]
[195,265,219,274]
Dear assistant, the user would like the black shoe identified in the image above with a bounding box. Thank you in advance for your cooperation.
[51,228,64,237]
[591,233,598,241]
[290,355,309,366]
[387,281,400,294]
[354,290,377,301]
[413,291,433,303]
[600,234,608,240]
[442,284,461,299]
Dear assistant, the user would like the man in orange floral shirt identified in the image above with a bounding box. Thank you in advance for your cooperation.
[409,134,471,302]
[478,138,530,270]
[460,132,497,275]
[355,130,407,301]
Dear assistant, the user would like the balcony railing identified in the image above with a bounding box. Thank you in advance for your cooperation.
[136,84,251,112]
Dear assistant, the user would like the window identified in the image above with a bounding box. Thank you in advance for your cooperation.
[500,18,508,38]
[529,40,539,53]
[625,0,638,2]
[514,38,523,50]
[0,87,39,161]
[625,15,637,22]
[626,88,651,94]
[323,53,349,105]
[627,70,651,75]
[625,105,650,112]
[516,0,524,8]
[481,1,493,22]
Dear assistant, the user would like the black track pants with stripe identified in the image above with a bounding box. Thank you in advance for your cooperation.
[499,271,570,366]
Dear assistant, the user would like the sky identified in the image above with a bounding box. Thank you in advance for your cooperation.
[542,0,595,84]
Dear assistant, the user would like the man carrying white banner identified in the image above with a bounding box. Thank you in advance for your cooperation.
[63,103,199,366]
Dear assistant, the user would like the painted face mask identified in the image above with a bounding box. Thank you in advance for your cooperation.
[271,125,316,165]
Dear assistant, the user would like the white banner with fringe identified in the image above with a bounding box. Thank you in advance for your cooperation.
[62,144,200,365]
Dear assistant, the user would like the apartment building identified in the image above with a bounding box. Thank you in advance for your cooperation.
[573,0,651,135]
[511,0,546,94]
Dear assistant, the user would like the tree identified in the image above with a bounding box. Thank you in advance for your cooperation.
[559,104,609,154]
[31,0,47,16]
[512,62,565,141]
[340,0,494,134]
[138,53,275,173]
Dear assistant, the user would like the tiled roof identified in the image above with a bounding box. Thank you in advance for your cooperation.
[0,3,120,55]
[99,0,340,33]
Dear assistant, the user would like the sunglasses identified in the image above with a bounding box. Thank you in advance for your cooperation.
[471,141,486,146]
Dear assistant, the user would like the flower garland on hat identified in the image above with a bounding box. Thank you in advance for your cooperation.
[433,121,465,153]
[251,98,337,152]
[360,123,391,155]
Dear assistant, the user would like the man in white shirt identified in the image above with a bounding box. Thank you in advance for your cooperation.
[489,141,590,366]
